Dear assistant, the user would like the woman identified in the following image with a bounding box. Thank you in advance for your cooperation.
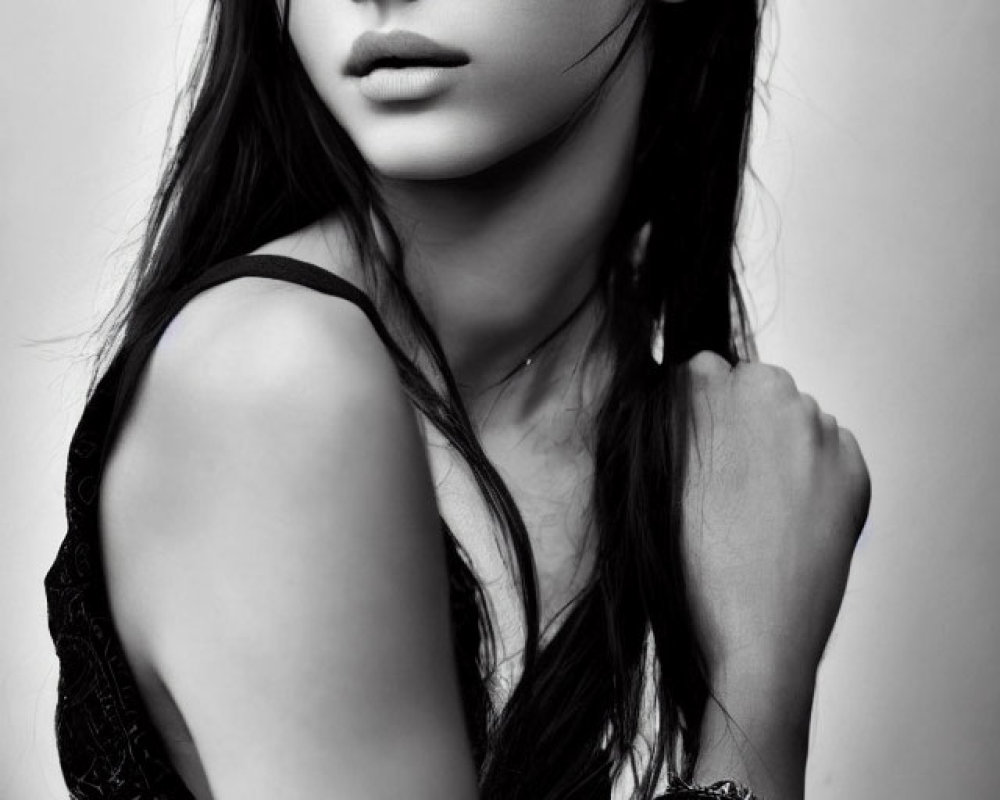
[44,0,871,798]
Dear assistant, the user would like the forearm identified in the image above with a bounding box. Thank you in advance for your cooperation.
[690,662,815,800]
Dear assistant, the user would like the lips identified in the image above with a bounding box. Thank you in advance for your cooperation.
[344,30,471,78]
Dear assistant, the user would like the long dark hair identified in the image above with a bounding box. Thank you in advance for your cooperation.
[93,1,762,797]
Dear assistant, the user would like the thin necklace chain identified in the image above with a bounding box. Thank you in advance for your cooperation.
[477,221,649,396]
[476,280,603,396]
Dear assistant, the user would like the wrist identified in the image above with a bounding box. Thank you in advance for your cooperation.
[694,663,815,799]
[710,645,817,704]
[707,655,816,743]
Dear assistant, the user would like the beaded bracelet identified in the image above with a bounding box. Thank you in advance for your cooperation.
[658,777,760,799]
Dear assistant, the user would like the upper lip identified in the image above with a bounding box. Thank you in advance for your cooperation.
[344,30,470,77]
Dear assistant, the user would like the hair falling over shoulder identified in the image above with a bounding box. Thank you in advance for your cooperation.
[93,1,764,797]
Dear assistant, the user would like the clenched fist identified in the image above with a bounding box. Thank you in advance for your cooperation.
[680,351,871,689]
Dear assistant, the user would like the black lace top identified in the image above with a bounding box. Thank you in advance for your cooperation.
[43,256,491,799]
[44,255,755,800]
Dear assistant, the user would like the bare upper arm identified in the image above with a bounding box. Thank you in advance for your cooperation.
[101,278,478,799]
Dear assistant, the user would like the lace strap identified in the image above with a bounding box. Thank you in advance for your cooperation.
[658,777,760,799]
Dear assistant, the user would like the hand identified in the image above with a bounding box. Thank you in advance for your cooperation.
[679,352,871,692]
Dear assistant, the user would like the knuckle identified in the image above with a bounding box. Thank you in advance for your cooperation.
[838,425,861,455]
[799,391,821,417]
[686,350,732,377]
[838,427,872,510]
[795,392,823,441]
[767,365,799,395]
[737,361,798,397]
[820,410,840,441]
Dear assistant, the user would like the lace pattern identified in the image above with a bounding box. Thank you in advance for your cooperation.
[43,256,762,800]
[45,374,197,799]
[658,778,760,799]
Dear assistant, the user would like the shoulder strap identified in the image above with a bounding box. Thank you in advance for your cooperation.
[93,254,400,478]
[190,254,393,347]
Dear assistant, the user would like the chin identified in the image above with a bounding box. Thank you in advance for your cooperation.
[370,155,496,181]
[349,114,533,181]
[358,140,506,182]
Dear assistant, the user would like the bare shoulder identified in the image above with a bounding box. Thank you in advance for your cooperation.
[100,268,429,656]
[149,271,396,414]
[99,272,474,795]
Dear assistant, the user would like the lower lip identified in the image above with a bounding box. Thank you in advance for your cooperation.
[355,65,465,103]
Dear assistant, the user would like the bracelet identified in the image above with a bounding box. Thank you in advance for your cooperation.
[658,776,760,799]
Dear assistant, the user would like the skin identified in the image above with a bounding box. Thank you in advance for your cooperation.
[287,0,653,403]
[683,354,870,796]
[101,0,870,797]
[103,283,480,798]
[289,0,870,794]
[280,0,654,688]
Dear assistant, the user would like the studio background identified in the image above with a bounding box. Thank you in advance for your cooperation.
[3,2,997,797]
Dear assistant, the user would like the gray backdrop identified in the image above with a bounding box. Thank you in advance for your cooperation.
[3,2,998,797]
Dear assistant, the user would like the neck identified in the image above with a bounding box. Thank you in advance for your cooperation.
[375,45,646,428]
